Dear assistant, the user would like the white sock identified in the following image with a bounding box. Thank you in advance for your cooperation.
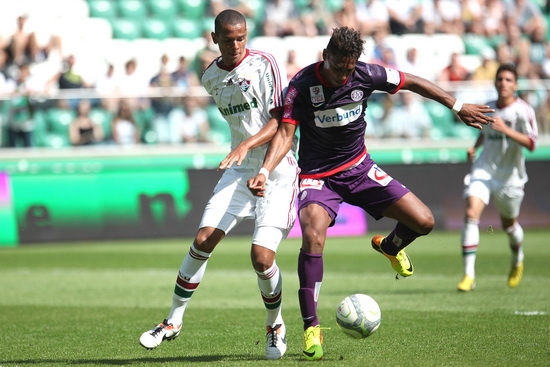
[256,261,283,327]
[506,223,524,267]
[461,218,479,278]
[167,244,211,325]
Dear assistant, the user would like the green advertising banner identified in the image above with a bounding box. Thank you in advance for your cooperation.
[1,143,548,246]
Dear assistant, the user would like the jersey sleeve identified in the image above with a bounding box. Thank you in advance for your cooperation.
[361,63,405,94]
[260,51,287,114]
[518,100,539,151]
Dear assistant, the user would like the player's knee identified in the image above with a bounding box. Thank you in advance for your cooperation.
[301,227,326,252]
[417,211,435,235]
[251,245,275,272]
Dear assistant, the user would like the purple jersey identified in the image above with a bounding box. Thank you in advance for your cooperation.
[282,61,404,178]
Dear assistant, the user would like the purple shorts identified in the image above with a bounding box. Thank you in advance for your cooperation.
[298,154,410,225]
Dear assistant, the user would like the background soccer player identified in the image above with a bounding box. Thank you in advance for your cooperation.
[139,10,298,360]
[458,63,538,292]
[248,26,494,361]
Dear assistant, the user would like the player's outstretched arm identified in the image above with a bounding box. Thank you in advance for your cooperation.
[247,122,296,197]
[401,73,495,130]
[218,111,281,170]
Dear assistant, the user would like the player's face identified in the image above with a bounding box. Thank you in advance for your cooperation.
[495,70,517,100]
[321,50,357,87]
[212,22,248,68]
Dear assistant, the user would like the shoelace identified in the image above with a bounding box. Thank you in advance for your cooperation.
[267,324,281,347]
[150,319,170,337]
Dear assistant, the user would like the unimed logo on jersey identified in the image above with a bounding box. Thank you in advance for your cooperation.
[218,98,259,116]
[313,102,363,128]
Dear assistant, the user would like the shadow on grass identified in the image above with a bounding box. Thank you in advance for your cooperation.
[2,354,265,365]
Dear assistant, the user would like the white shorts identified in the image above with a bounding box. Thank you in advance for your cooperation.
[200,156,299,251]
[463,175,525,218]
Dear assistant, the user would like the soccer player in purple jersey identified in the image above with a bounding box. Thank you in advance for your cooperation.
[457,63,538,292]
[248,27,495,361]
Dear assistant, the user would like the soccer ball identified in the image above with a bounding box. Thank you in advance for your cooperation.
[335,293,381,339]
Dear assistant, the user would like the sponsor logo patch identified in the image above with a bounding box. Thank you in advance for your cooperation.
[367,164,393,186]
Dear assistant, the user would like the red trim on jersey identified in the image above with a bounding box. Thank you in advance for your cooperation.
[389,70,406,94]
[299,147,367,179]
[216,49,251,71]
[281,117,299,126]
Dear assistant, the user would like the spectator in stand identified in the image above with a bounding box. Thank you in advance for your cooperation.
[150,54,176,144]
[382,92,433,139]
[505,0,547,40]
[386,0,424,35]
[285,49,302,80]
[0,49,16,96]
[171,95,211,143]
[471,48,499,82]
[5,14,33,68]
[111,99,141,145]
[525,25,548,79]
[56,54,91,109]
[171,55,204,108]
[57,54,89,90]
[501,22,531,78]
[6,63,35,147]
[298,0,336,36]
[430,0,464,35]
[482,0,507,38]
[95,63,119,113]
[117,58,150,114]
[400,47,435,81]
[334,0,363,34]
[209,0,255,18]
[172,55,200,92]
[462,0,484,35]
[193,30,221,77]
[371,45,398,69]
[360,0,390,36]
[262,0,301,37]
[438,52,471,82]
[69,99,104,146]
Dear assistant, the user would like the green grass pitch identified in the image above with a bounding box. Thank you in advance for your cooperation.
[1,229,549,366]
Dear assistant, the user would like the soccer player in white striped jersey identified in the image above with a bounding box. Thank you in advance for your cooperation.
[458,63,538,292]
[139,10,299,359]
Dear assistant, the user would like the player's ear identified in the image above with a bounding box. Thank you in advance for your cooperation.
[211,31,218,44]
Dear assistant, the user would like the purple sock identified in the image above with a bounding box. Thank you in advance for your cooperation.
[297,249,323,330]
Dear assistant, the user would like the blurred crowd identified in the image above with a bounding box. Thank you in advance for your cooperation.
[0,0,549,148]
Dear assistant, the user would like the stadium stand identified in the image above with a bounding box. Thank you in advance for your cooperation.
[0,0,549,148]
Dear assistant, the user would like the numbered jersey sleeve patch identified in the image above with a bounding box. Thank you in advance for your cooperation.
[367,164,393,186]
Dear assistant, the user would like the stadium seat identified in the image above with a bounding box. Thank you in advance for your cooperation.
[148,0,177,19]
[116,0,147,20]
[42,133,71,148]
[175,0,207,18]
[326,0,344,12]
[46,108,76,139]
[246,0,267,24]
[87,0,117,20]
[424,100,455,137]
[171,18,202,39]
[463,34,492,55]
[142,19,171,40]
[111,18,142,40]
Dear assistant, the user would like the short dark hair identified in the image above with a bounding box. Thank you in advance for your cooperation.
[326,27,364,59]
[496,63,517,81]
[214,9,246,34]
